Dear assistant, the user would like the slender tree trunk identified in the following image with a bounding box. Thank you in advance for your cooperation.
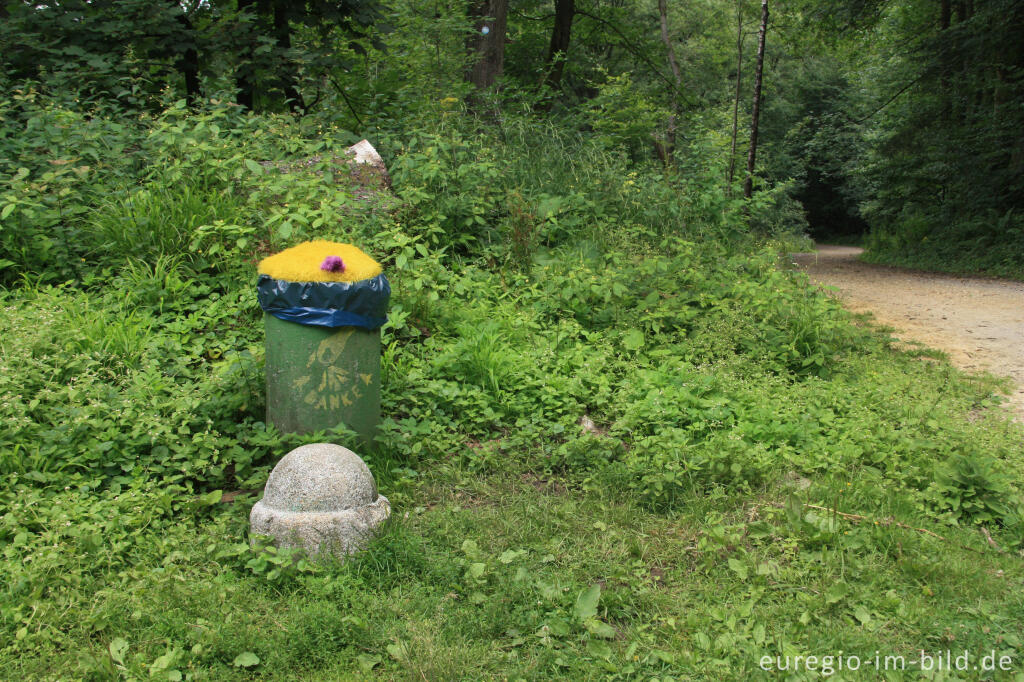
[235,0,257,110]
[743,0,768,200]
[273,0,305,113]
[727,0,743,193]
[181,47,200,107]
[178,16,201,106]
[657,0,682,165]
[542,0,575,91]
[466,0,509,90]
[939,0,951,119]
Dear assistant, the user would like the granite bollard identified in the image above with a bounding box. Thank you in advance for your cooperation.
[249,443,390,558]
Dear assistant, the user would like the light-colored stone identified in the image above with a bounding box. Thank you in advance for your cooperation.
[345,140,384,167]
[344,139,391,190]
[250,443,390,558]
[257,139,392,192]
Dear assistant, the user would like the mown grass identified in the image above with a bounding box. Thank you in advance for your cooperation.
[4,462,1022,680]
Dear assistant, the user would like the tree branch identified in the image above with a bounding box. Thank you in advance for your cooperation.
[850,72,926,124]
[573,9,679,95]
[327,75,365,129]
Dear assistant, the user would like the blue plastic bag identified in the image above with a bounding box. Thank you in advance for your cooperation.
[256,273,390,329]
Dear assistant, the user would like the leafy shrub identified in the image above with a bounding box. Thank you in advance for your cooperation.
[927,454,1023,533]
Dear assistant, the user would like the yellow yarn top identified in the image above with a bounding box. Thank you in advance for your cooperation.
[258,240,383,283]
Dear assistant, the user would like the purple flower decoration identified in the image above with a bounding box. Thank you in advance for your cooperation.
[320,255,345,273]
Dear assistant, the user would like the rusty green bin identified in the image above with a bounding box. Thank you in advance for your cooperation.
[257,240,390,445]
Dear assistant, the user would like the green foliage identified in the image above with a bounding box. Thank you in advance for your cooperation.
[1,18,1024,677]
[584,72,668,160]
[0,0,196,107]
[90,184,248,264]
[928,454,1024,529]
[863,209,1024,279]
[389,129,504,252]
[770,0,1024,272]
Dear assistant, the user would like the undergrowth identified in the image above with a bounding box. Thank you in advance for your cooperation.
[1,94,1022,680]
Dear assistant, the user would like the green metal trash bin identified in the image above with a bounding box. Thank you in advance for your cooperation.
[257,240,390,445]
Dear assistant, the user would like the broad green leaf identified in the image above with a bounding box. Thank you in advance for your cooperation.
[586,638,612,660]
[198,489,222,506]
[356,654,381,673]
[0,203,14,220]
[586,619,617,639]
[244,159,264,174]
[546,618,570,637]
[825,581,849,605]
[623,329,644,351]
[728,557,748,581]
[233,652,260,668]
[574,584,601,622]
[108,637,128,664]
[151,650,179,673]
[537,581,560,601]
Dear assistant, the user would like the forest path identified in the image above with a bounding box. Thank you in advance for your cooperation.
[793,245,1024,421]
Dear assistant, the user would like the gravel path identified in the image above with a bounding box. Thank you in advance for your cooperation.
[793,245,1024,420]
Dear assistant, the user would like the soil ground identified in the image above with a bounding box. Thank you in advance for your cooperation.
[793,245,1024,421]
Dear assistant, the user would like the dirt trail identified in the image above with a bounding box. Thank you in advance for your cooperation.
[793,245,1024,420]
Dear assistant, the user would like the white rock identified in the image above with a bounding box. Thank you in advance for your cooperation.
[345,139,391,189]
[345,139,383,166]
[249,443,390,559]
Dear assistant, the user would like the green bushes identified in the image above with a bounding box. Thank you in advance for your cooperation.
[0,283,272,487]
[89,184,247,263]
[0,92,1019,539]
[864,208,1024,280]
[0,88,1023,679]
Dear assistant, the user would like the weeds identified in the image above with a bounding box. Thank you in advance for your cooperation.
[0,94,1022,679]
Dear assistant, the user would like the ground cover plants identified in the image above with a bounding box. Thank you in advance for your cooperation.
[1,92,1023,681]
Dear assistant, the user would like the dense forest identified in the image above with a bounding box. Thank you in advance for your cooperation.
[1,0,1023,679]
[3,0,1022,275]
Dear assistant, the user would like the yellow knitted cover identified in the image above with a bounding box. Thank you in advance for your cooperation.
[257,240,382,283]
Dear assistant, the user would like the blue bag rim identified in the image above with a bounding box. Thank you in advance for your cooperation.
[257,273,390,330]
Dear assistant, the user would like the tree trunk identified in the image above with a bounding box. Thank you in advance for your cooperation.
[939,0,951,118]
[235,0,257,110]
[542,0,575,91]
[466,0,509,90]
[727,0,743,193]
[273,0,305,113]
[176,11,201,107]
[657,0,682,165]
[743,0,768,200]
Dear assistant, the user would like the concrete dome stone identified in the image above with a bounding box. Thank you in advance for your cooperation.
[261,443,378,512]
[249,443,390,559]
